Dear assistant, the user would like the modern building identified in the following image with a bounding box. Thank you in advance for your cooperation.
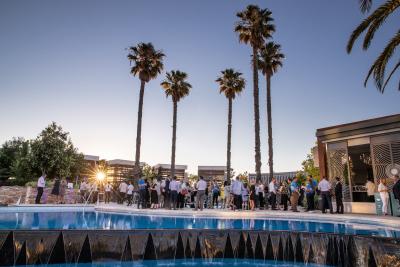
[106,159,145,184]
[81,155,100,180]
[153,164,187,180]
[316,114,400,214]
[197,166,227,184]
[248,172,297,184]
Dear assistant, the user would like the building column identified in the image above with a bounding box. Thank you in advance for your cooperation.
[317,139,328,178]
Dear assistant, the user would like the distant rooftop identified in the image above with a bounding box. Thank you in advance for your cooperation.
[84,155,100,161]
[153,164,187,170]
[108,159,145,166]
[198,166,226,171]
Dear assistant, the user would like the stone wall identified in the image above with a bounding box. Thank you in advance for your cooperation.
[0,229,399,266]
[0,186,79,205]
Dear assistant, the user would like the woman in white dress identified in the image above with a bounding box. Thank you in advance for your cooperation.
[378,178,389,216]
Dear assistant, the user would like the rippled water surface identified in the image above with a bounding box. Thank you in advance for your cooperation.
[0,211,398,238]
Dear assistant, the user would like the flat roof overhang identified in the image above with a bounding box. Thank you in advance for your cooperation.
[316,114,400,142]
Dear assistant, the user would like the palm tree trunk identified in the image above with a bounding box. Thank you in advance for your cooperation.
[170,100,177,179]
[226,97,233,185]
[266,73,274,180]
[252,47,262,181]
[134,80,146,178]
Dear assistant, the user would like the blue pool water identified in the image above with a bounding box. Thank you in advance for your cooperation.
[26,259,327,267]
[0,211,398,238]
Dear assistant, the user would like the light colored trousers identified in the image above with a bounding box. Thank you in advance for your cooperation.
[196,190,205,210]
[381,192,389,214]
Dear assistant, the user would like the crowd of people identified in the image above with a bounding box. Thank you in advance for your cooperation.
[34,172,400,216]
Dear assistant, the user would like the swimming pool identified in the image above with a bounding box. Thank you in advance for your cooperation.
[0,210,399,238]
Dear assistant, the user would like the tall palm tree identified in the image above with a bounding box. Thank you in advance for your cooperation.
[258,42,285,180]
[127,43,165,178]
[235,5,275,181]
[161,70,192,179]
[216,69,246,185]
[347,0,400,93]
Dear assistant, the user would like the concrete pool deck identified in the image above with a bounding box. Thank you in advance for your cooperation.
[4,202,399,229]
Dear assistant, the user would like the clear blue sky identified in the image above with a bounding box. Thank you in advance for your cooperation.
[0,0,399,174]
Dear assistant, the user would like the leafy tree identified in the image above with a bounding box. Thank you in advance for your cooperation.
[127,43,165,177]
[347,0,400,92]
[301,148,320,180]
[142,163,157,181]
[235,5,275,181]
[30,122,84,179]
[216,69,246,185]
[258,42,285,179]
[0,137,31,184]
[161,70,192,179]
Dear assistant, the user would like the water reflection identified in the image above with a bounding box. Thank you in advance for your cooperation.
[0,211,398,238]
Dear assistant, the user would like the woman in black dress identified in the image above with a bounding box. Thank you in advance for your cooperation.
[249,183,256,211]
[150,183,159,209]
[51,177,60,203]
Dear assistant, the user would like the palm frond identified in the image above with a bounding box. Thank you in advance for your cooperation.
[347,0,400,53]
[382,60,400,91]
[216,69,246,99]
[362,0,400,50]
[364,31,400,92]
[359,0,373,13]
[257,42,285,76]
[161,70,192,102]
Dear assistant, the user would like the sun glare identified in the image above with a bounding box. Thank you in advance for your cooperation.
[96,171,106,181]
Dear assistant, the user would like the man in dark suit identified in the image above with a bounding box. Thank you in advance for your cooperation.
[393,175,400,206]
[335,177,344,214]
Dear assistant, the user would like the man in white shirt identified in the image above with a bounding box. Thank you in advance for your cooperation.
[169,176,180,210]
[105,182,112,204]
[119,181,128,204]
[195,176,207,211]
[258,181,265,209]
[126,181,134,206]
[269,178,278,210]
[231,176,244,210]
[35,173,46,204]
[318,177,333,214]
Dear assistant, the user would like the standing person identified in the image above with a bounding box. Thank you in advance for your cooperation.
[105,182,112,204]
[249,181,256,211]
[59,178,67,204]
[163,177,171,209]
[118,180,127,204]
[211,181,220,209]
[80,178,88,203]
[335,177,344,214]
[35,173,46,204]
[308,175,317,210]
[138,177,147,209]
[150,182,159,209]
[279,181,289,211]
[269,178,277,210]
[366,178,376,202]
[378,178,390,216]
[231,176,244,210]
[318,176,333,214]
[242,184,249,210]
[170,176,180,210]
[51,177,60,203]
[126,181,134,206]
[393,175,400,206]
[223,181,231,209]
[195,176,207,211]
[290,177,300,212]
[305,178,314,212]
[258,181,265,209]
[155,179,161,208]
